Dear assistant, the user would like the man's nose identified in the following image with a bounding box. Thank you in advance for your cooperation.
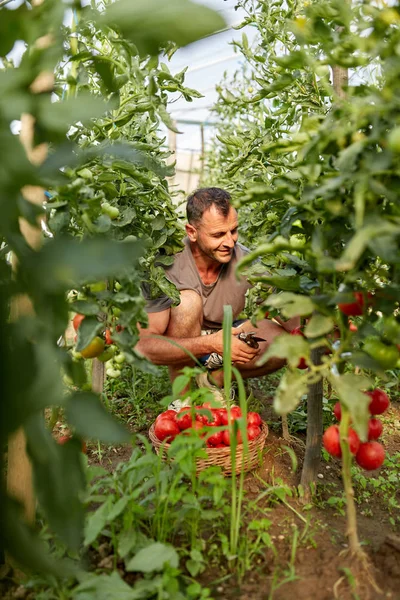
[223,233,235,248]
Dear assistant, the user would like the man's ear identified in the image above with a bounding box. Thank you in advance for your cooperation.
[186,223,197,242]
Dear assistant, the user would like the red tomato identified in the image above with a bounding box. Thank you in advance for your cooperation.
[72,314,85,331]
[247,424,261,440]
[215,443,227,448]
[209,409,222,426]
[222,428,243,446]
[264,311,270,318]
[191,420,206,437]
[154,418,180,442]
[323,425,341,457]
[367,418,383,441]
[338,291,373,317]
[57,434,72,445]
[115,324,124,332]
[57,435,86,453]
[156,410,177,423]
[104,328,113,345]
[356,441,385,470]
[297,357,308,369]
[247,412,262,427]
[323,425,360,458]
[207,430,223,446]
[365,389,390,415]
[290,328,308,369]
[348,428,361,455]
[194,406,209,424]
[349,321,358,332]
[219,406,242,425]
[333,402,342,421]
[176,407,193,430]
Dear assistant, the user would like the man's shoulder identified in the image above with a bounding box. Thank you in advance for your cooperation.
[234,242,250,259]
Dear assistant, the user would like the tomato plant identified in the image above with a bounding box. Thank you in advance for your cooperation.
[0,0,225,575]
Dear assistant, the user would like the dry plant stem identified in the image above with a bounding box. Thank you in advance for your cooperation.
[281,414,289,440]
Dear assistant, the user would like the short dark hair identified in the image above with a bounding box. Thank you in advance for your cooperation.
[186,187,232,225]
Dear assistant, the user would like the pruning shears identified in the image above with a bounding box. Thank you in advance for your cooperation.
[236,331,266,349]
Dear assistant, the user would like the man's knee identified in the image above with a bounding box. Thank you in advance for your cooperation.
[167,289,202,336]
[174,290,202,319]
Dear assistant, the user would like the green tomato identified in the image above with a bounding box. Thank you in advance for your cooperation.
[77,168,93,180]
[114,353,126,365]
[89,281,107,292]
[363,339,400,370]
[112,307,122,317]
[289,234,306,248]
[114,281,122,291]
[101,202,120,220]
[382,316,400,343]
[106,368,121,379]
[387,127,400,153]
[97,347,116,363]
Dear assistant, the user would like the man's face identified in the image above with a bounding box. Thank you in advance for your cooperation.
[187,205,239,264]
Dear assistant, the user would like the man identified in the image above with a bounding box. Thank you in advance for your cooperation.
[137,187,298,395]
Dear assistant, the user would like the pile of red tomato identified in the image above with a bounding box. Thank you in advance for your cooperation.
[154,404,263,448]
[323,388,390,470]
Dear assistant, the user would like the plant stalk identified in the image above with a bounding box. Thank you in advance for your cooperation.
[339,408,361,554]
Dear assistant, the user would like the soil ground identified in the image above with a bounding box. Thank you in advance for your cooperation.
[76,398,400,600]
[3,392,399,600]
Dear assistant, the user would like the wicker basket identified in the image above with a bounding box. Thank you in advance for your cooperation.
[148,421,268,475]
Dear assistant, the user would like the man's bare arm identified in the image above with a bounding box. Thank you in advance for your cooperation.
[136,310,259,366]
[273,315,301,333]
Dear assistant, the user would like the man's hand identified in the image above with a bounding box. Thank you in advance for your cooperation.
[210,329,260,364]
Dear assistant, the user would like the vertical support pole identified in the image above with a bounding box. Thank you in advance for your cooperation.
[200,123,205,180]
[168,122,177,193]
[300,346,324,497]
[92,359,105,394]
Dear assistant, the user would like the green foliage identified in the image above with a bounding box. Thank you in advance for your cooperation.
[0,0,224,573]
[203,0,400,426]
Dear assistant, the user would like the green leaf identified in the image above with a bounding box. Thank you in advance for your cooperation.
[151,214,166,231]
[327,373,372,440]
[274,370,310,415]
[71,300,100,316]
[266,292,314,318]
[335,221,400,271]
[39,96,109,133]
[25,413,86,551]
[73,571,137,600]
[126,542,179,573]
[257,332,309,368]
[253,275,301,291]
[84,497,113,547]
[0,5,29,55]
[304,314,334,338]
[2,496,77,578]
[76,316,103,352]
[172,374,190,397]
[66,392,131,444]
[102,0,226,57]
[23,238,145,292]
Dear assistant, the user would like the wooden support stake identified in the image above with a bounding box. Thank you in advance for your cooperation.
[91,359,105,394]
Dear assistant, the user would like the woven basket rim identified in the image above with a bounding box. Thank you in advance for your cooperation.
[149,419,268,464]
